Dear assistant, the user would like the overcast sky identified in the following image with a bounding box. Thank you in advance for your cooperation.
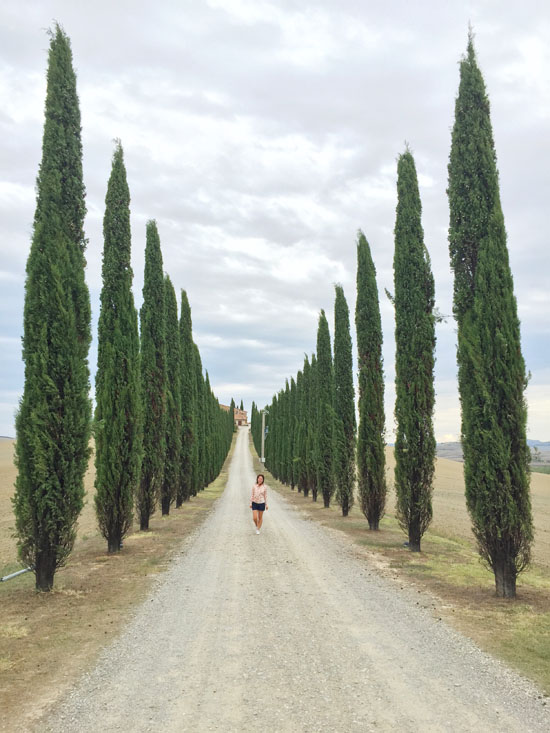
[1,0,549,441]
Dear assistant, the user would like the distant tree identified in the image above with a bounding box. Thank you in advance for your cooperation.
[393,149,436,552]
[13,26,91,591]
[161,275,181,515]
[94,142,141,552]
[306,354,318,500]
[333,285,356,516]
[316,310,334,508]
[289,376,298,489]
[240,399,244,411]
[296,357,310,496]
[355,231,386,529]
[178,290,195,505]
[193,343,206,492]
[138,221,166,529]
[448,34,532,597]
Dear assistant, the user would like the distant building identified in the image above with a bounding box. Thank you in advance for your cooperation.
[220,404,248,427]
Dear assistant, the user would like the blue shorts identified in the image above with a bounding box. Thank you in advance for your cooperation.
[252,502,265,512]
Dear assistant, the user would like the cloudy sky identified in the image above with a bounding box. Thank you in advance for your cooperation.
[1,0,549,441]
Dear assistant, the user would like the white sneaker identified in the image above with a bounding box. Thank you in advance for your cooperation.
[256,529,260,534]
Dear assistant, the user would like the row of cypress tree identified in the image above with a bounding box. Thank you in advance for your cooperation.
[253,33,532,598]
[95,146,234,550]
[13,26,233,591]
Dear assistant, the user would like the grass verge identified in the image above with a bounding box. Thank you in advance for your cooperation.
[0,434,236,733]
[251,439,550,697]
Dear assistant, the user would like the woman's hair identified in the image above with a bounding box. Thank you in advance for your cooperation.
[256,473,265,484]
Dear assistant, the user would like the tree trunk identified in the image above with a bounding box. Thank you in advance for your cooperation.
[494,557,517,598]
[323,495,330,508]
[408,521,421,551]
[312,489,318,502]
[303,488,309,497]
[35,548,56,592]
[369,519,379,530]
[342,505,349,517]
[175,497,183,509]
[108,532,122,553]
[161,496,171,515]
[140,513,149,531]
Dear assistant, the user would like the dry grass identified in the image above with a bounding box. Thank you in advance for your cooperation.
[251,440,550,695]
[0,435,235,733]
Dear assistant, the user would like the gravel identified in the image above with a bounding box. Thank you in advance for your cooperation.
[39,427,550,732]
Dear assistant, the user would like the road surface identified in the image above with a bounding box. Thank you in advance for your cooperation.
[41,427,550,732]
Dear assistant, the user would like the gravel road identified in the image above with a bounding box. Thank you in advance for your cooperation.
[41,427,550,732]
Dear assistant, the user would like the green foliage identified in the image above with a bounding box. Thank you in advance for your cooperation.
[306,353,318,499]
[316,310,334,508]
[333,285,356,516]
[393,150,436,552]
[94,142,141,552]
[355,231,386,530]
[178,290,195,504]
[138,220,166,529]
[161,275,182,515]
[13,25,91,591]
[448,35,532,597]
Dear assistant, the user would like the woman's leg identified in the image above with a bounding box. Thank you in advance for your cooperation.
[257,510,264,529]
[252,509,259,527]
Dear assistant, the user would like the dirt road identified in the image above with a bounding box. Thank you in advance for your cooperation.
[41,427,549,732]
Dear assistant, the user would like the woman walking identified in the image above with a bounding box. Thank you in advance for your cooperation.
[250,473,268,534]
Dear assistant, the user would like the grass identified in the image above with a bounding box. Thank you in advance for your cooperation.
[531,465,550,475]
[0,434,236,733]
[251,439,550,696]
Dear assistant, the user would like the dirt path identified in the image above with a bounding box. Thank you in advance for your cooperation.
[40,427,550,732]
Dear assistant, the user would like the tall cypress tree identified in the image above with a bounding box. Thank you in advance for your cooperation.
[178,289,194,505]
[355,231,386,529]
[94,142,141,552]
[448,34,532,597]
[13,26,91,591]
[296,358,310,495]
[289,376,298,490]
[316,310,334,508]
[161,275,181,515]
[393,149,436,552]
[193,343,206,492]
[333,285,356,516]
[306,353,318,500]
[138,221,166,529]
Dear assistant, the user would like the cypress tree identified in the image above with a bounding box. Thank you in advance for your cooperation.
[161,275,181,515]
[393,149,436,552]
[13,26,91,591]
[230,398,236,433]
[306,354,318,500]
[333,285,356,516]
[240,399,244,411]
[316,310,334,508]
[178,290,194,505]
[355,231,386,530]
[137,221,166,529]
[193,344,206,492]
[448,34,532,597]
[289,377,297,489]
[94,142,141,552]
[296,357,310,495]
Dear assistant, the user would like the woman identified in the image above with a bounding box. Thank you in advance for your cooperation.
[250,473,268,534]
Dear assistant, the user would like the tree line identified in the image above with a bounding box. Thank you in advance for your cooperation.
[252,32,532,599]
[13,26,234,591]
